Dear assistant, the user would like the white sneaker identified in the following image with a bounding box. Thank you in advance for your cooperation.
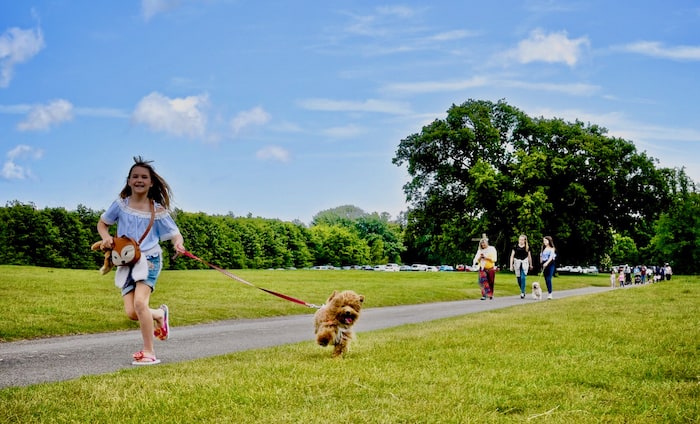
[547,293,553,300]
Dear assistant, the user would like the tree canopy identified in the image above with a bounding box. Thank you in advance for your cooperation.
[393,99,694,271]
[2,100,698,274]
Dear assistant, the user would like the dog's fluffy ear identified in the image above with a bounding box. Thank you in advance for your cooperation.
[326,290,338,303]
[358,295,365,304]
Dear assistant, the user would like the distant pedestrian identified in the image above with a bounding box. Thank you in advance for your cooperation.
[665,263,672,280]
[473,235,497,300]
[618,268,625,287]
[509,234,533,299]
[539,236,557,299]
[610,269,616,288]
[97,156,186,366]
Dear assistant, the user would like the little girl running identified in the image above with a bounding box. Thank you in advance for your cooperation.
[97,156,186,365]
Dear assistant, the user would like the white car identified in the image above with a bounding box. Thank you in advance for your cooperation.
[411,264,428,271]
[384,263,400,272]
[582,266,599,274]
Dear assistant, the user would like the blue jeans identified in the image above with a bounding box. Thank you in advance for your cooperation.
[543,263,555,293]
[515,264,527,294]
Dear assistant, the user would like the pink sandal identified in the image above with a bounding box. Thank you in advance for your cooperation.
[132,351,161,366]
[153,304,170,341]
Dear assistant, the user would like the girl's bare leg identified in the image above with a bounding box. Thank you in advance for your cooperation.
[132,283,158,355]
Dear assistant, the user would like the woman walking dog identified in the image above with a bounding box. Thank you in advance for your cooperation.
[509,234,533,299]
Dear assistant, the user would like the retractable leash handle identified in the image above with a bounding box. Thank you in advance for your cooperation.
[174,250,321,309]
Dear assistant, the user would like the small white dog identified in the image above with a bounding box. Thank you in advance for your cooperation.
[531,281,542,300]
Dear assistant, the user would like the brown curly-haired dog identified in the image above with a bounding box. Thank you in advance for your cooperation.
[314,290,364,357]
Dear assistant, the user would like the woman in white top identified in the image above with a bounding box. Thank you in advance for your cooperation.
[473,236,497,300]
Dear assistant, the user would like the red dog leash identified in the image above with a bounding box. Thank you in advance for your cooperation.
[175,250,322,309]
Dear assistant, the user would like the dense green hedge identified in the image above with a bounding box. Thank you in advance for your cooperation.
[0,201,403,270]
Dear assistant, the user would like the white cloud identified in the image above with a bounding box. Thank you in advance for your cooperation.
[507,29,589,66]
[298,98,411,114]
[17,99,74,131]
[382,76,597,96]
[618,41,700,61]
[231,106,271,135]
[322,124,365,138]
[256,145,290,162]
[2,144,43,180]
[0,26,45,87]
[383,76,489,94]
[132,91,209,138]
[500,80,599,96]
[142,0,181,21]
[376,5,417,19]
[427,30,477,42]
[0,104,31,114]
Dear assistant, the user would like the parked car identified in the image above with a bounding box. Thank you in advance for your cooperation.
[439,265,455,272]
[399,265,413,271]
[385,263,400,272]
[411,264,428,271]
[582,266,599,274]
[426,265,438,272]
[373,265,386,272]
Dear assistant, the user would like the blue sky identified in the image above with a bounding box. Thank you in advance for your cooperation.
[2,1,699,224]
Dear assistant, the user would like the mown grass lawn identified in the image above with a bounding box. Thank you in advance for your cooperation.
[0,265,608,341]
[1,266,698,423]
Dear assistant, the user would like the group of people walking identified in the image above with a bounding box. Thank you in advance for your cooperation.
[611,263,672,287]
[472,234,557,301]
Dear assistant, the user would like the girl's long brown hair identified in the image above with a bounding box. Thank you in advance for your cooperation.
[119,156,173,210]
[541,235,555,252]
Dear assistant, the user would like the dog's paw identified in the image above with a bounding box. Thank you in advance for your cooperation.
[316,333,331,347]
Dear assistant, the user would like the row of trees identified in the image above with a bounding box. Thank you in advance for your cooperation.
[2,99,698,274]
[0,202,404,271]
[393,99,699,273]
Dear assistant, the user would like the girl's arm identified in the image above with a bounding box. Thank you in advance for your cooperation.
[96,219,113,249]
[543,248,555,268]
[509,250,515,269]
[170,233,186,254]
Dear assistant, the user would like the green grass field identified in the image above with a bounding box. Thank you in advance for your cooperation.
[1,266,698,423]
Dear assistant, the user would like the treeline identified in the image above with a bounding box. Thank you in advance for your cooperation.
[4,99,700,274]
[393,99,700,274]
[0,202,404,271]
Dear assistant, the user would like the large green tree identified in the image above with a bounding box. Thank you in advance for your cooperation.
[646,170,700,274]
[393,99,672,268]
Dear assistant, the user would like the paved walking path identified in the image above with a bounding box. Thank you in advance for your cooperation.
[0,286,611,389]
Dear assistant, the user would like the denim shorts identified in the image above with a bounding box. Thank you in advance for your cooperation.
[121,254,162,296]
